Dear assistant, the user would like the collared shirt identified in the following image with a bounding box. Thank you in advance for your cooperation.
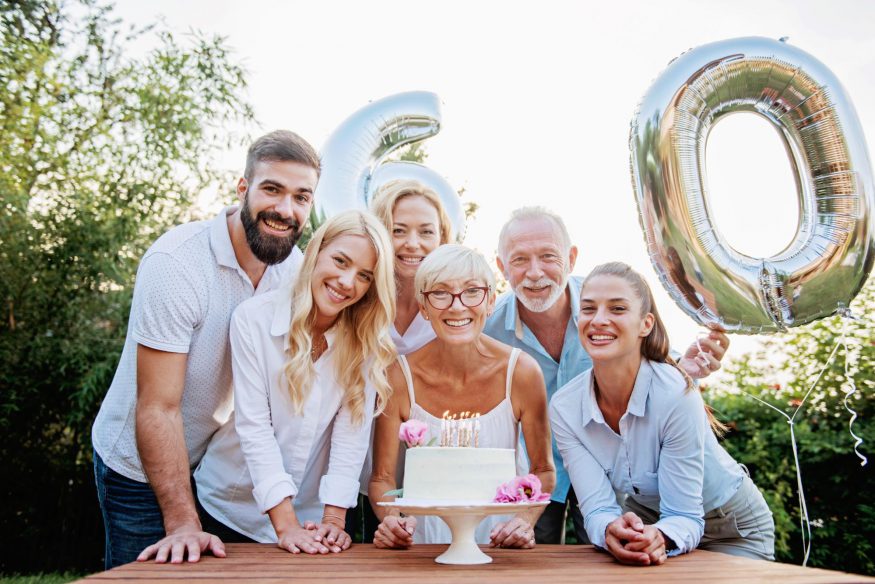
[194,288,376,543]
[549,360,744,554]
[483,276,591,503]
[92,206,303,482]
[390,312,435,355]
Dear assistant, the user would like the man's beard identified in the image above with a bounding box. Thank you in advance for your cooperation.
[514,275,568,313]
[240,194,302,265]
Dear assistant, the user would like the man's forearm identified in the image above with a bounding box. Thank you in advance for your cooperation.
[136,404,201,533]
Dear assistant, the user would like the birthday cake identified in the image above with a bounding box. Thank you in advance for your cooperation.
[396,414,516,503]
[403,447,516,502]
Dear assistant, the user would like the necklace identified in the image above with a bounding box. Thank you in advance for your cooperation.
[310,334,327,362]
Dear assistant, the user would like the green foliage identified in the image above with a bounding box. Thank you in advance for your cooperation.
[0,0,253,572]
[707,277,874,574]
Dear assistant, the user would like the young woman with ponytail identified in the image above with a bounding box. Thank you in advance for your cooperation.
[549,262,774,565]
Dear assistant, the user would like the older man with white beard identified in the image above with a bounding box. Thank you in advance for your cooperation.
[483,206,729,545]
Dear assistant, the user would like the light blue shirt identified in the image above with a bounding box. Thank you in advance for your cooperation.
[549,360,744,554]
[483,276,591,503]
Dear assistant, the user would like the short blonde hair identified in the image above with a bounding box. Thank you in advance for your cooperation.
[284,210,397,425]
[414,244,495,301]
[498,206,572,260]
[370,179,454,245]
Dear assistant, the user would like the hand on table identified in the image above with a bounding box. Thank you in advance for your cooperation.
[679,330,730,379]
[137,525,226,564]
[373,515,417,549]
[604,512,662,566]
[489,517,536,549]
[277,525,332,555]
[622,524,668,566]
[311,515,351,553]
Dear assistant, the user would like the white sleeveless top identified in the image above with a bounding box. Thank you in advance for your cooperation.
[399,348,523,544]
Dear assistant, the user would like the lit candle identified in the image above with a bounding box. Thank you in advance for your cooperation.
[474,413,481,448]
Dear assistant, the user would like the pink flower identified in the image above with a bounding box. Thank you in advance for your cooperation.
[514,474,551,502]
[399,419,428,448]
[494,481,522,503]
[493,474,551,503]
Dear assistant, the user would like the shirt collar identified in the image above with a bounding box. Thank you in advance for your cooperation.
[580,359,653,425]
[270,286,294,342]
[580,371,600,426]
[626,360,653,417]
[211,204,285,289]
[210,206,241,270]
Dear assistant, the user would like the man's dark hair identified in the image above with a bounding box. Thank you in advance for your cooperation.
[244,130,321,182]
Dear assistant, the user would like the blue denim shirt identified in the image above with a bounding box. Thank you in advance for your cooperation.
[483,276,591,503]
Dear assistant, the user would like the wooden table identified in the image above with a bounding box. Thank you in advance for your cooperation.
[76,544,874,583]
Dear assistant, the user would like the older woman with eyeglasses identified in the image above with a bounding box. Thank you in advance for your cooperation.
[369,244,555,549]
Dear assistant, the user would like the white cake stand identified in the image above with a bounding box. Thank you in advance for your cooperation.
[377,499,548,565]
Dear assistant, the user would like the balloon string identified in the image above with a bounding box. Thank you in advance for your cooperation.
[739,332,843,567]
[789,421,812,567]
[839,313,867,466]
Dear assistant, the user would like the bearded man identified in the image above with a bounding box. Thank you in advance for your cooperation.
[91,131,320,568]
[484,206,730,545]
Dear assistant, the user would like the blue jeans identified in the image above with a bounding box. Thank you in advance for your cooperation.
[94,451,166,569]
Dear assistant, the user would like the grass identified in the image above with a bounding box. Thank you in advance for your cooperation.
[0,573,82,584]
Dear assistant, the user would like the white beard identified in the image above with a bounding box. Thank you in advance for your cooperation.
[513,276,567,313]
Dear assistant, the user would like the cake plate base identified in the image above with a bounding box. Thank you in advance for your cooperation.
[377,500,548,565]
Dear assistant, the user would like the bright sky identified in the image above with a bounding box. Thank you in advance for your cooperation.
[113,0,875,358]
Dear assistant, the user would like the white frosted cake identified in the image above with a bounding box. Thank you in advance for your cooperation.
[402,447,515,502]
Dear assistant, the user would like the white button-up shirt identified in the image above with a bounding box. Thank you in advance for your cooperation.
[194,287,376,543]
[549,359,743,554]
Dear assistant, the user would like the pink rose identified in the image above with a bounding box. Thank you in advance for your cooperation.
[494,481,522,503]
[514,474,551,502]
[399,419,428,448]
[493,474,551,503]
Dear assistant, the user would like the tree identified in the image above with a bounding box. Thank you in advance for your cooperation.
[708,277,874,574]
[0,1,253,572]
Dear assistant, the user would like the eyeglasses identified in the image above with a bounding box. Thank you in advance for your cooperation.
[421,286,490,310]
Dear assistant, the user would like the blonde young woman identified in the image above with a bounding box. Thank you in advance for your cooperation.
[192,211,396,555]
[369,245,555,549]
[550,262,774,566]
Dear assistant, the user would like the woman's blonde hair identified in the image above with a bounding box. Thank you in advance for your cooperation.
[582,262,726,434]
[414,244,495,302]
[370,179,454,245]
[283,210,397,425]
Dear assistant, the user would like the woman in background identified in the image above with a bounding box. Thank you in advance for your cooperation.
[370,179,454,353]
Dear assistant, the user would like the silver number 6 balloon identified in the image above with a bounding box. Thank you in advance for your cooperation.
[630,37,875,334]
[314,91,465,240]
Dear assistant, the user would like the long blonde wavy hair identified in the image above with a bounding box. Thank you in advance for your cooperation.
[282,210,397,425]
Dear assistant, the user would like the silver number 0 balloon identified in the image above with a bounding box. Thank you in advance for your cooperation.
[315,91,465,240]
[630,37,875,333]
